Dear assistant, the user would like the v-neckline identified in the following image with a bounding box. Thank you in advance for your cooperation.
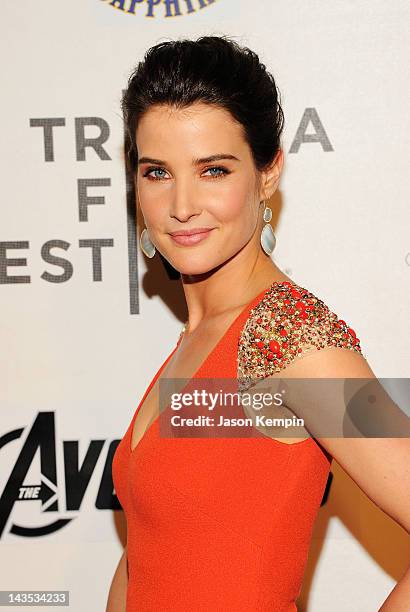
[128,279,295,455]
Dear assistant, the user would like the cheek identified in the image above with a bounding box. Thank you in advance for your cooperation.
[136,179,164,223]
[212,181,256,227]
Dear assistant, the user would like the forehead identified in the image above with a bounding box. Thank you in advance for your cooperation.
[135,102,248,154]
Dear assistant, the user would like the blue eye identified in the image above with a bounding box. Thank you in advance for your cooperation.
[203,166,229,178]
[143,167,168,181]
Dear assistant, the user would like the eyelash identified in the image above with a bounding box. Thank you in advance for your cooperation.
[142,166,231,181]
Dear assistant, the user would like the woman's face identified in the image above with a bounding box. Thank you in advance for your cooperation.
[135,101,281,275]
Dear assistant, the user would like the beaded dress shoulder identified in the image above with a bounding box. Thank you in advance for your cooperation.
[237,279,362,391]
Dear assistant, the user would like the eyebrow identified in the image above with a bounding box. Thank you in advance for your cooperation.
[137,153,240,166]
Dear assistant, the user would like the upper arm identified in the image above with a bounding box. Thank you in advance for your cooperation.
[274,346,410,533]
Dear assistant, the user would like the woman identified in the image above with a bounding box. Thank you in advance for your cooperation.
[107,36,410,611]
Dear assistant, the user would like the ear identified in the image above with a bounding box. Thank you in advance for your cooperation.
[259,149,284,202]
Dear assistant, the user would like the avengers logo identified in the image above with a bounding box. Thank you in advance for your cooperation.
[0,412,121,538]
[101,0,218,18]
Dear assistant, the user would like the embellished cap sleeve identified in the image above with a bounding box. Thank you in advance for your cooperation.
[237,280,363,392]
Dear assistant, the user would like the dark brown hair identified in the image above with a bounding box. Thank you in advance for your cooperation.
[122,35,285,173]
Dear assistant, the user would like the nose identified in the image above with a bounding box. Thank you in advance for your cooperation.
[169,178,202,223]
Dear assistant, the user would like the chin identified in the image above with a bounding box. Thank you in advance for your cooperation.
[164,252,223,276]
[172,261,219,276]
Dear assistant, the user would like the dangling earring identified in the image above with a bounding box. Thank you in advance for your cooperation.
[139,228,156,258]
[260,201,276,255]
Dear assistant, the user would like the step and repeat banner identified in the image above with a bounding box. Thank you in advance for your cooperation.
[1,1,409,610]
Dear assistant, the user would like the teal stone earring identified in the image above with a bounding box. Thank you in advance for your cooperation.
[139,228,156,259]
[260,202,276,255]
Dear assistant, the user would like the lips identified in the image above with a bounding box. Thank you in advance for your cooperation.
[169,228,215,246]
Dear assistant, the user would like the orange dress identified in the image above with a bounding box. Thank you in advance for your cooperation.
[112,280,362,611]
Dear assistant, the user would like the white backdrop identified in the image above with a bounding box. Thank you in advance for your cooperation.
[1,1,409,610]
